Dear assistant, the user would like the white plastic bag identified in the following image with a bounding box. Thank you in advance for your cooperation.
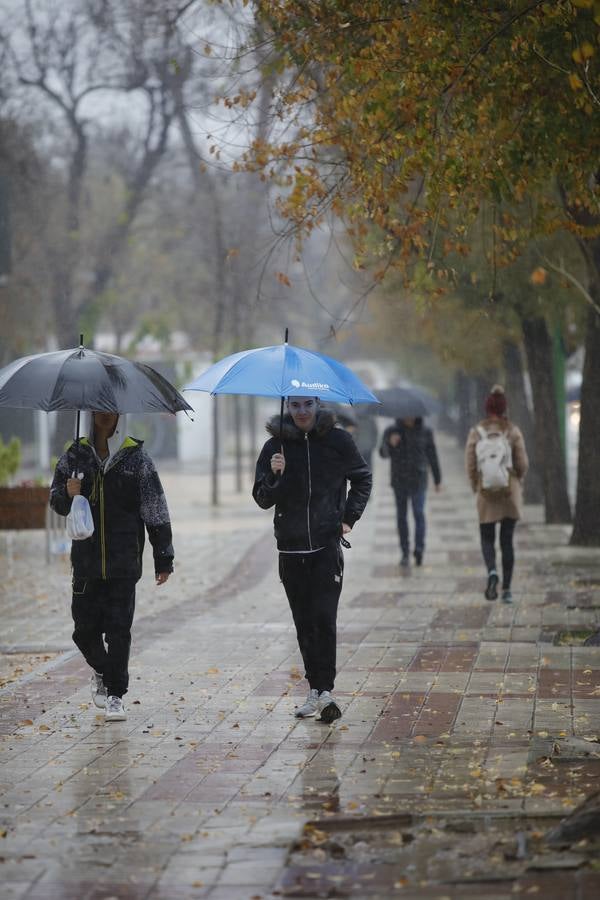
[66,494,94,540]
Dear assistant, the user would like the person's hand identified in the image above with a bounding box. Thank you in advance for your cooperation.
[342,522,352,534]
[156,572,170,586]
[67,477,81,498]
[271,452,285,475]
[388,432,401,448]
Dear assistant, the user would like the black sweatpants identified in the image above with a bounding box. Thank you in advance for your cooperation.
[71,577,136,698]
[479,518,517,590]
[279,542,344,693]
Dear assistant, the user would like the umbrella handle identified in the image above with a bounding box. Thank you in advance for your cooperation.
[280,328,288,453]
[279,395,285,454]
[74,409,81,474]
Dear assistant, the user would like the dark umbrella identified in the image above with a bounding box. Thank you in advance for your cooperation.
[0,340,191,414]
[0,336,192,466]
[368,385,439,419]
[325,403,358,428]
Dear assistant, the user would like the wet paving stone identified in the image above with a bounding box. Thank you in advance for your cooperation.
[1,442,600,897]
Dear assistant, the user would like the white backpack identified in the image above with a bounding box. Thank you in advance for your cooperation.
[475,425,513,494]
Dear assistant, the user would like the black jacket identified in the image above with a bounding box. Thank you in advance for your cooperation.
[50,437,174,580]
[379,419,441,492]
[253,410,372,552]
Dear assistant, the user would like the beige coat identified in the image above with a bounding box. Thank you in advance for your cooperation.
[465,417,529,524]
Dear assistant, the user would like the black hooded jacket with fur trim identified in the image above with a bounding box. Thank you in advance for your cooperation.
[252,410,372,552]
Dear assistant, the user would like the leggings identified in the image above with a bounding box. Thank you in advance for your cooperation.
[479,518,516,590]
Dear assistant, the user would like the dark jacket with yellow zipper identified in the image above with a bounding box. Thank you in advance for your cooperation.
[50,437,174,581]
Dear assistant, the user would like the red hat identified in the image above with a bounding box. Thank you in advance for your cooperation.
[485,384,507,417]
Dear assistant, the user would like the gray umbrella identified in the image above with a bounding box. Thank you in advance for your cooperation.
[0,340,192,415]
[325,402,358,428]
[367,385,439,419]
[0,337,193,464]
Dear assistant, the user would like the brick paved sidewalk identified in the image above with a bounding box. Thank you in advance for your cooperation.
[1,435,599,899]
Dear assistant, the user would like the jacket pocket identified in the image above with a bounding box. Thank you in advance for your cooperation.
[72,577,87,596]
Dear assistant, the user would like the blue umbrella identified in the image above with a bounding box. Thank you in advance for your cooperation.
[185,342,378,405]
[184,333,379,443]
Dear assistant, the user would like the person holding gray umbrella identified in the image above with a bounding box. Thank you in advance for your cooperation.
[50,410,174,722]
[379,415,441,568]
[0,337,190,723]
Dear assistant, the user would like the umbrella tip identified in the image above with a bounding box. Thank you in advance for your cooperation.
[284,327,289,344]
[79,333,84,348]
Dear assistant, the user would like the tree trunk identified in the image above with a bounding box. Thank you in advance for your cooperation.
[571,302,600,545]
[502,338,543,504]
[521,316,571,524]
[455,370,472,446]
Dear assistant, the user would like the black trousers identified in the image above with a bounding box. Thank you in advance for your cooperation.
[479,518,517,590]
[279,542,344,693]
[71,577,136,698]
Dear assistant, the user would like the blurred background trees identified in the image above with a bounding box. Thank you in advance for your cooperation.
[0,0,598,541]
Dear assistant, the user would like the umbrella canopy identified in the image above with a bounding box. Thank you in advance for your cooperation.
[325,402,358,428]
[369,385,439,419]
[184,342,379,406]
[0,345,192,414]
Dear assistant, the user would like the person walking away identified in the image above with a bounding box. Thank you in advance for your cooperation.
[253,397,372,723]
[379,417,441,567]
[465,385,529,604]
[50,411,174,721]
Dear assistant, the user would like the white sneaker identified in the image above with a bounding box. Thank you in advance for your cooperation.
[105,695,126,722]
[317,691,342,724]
[91,672,107,708]
[295,688,320,718]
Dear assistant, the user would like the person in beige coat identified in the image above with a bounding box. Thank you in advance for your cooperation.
[465,385,529,603]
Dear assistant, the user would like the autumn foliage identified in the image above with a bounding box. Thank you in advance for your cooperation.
[229,0,600,268]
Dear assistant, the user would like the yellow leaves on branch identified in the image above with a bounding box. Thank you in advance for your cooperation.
[572,42,595,64]
[219,0,600,272]
[530,267,548,286]
[568,72,585,90]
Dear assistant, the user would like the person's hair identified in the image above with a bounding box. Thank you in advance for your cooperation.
[485,384,507,417]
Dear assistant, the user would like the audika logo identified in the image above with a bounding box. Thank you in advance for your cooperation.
[289,378,330,390]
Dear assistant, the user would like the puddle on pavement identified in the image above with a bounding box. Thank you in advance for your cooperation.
[276,810,600,896]
[553,629,597,645]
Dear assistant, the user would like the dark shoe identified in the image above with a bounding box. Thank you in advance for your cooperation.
[414,551,423,567]
[317,692,342,724]
[485,571,499,600]
[501,589,513,604]
[400,554,410,568]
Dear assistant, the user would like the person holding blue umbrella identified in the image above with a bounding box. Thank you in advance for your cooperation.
[252,395,372,724]
[184,331,378,722]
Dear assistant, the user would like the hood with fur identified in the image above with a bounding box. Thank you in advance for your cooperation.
[266,408,337,441]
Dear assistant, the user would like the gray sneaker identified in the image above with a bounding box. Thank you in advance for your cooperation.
[105,695,126,722]
[91,672,107,708]
[317,691,342,724]
[295,688,320,718]
[502,589,513,604]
